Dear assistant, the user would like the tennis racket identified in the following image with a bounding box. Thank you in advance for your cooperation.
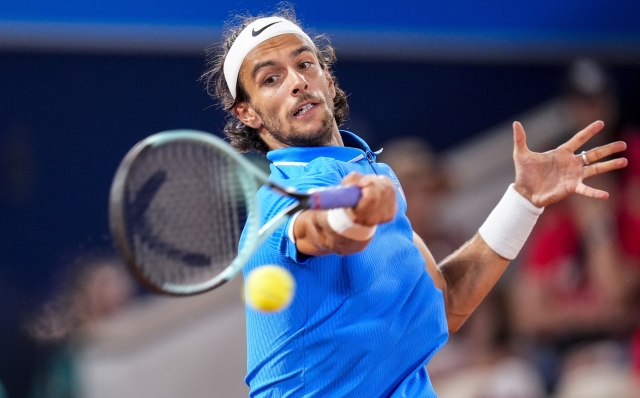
[109,130,361,296]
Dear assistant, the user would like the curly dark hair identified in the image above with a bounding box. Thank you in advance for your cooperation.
[201,6,349,154]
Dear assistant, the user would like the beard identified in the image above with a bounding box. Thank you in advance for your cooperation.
[253,96,336,148]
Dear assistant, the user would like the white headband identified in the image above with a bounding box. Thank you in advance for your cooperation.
[223,17,313,99]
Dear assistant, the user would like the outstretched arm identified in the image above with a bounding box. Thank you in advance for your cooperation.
[424,121,628,333]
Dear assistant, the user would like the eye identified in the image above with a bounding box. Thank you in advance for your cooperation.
[264,75,278,85]
[299,61,312,70]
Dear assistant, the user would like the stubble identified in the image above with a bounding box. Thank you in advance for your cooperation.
[254,96,336,148]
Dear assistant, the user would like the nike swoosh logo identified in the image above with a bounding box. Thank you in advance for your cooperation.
[252,21,281,37]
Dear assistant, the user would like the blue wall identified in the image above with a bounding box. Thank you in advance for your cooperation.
[2,0,639,36]
[2,1,640,58]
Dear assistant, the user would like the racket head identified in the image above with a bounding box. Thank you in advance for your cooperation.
[109,130,268,296]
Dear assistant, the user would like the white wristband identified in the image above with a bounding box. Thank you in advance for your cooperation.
[326,208,377,241]
[478,184,544,260]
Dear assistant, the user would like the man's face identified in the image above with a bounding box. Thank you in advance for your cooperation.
[233,34,338,149]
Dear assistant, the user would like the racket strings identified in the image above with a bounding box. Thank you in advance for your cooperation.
[123,140,250,289]
[211,150,242,263]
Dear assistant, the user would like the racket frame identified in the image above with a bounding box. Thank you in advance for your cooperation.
[110,131,309,295]
[110,130,358,296]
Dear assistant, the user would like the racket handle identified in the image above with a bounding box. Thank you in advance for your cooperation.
[309,186,362,209]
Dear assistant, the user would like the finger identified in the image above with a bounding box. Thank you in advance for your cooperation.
[575,182,609,200]
[563,121,605,152]
[582,141,627,164]
[350,192,381,225]
[351,178,379,209]
[341,171,364,186]
[583,157,628,179]
[352,176,396,225]
[512,121,529,155]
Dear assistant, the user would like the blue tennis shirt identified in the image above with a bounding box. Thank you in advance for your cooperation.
[241,131,448,397]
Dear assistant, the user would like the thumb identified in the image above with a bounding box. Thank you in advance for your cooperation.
[513,121,529,157]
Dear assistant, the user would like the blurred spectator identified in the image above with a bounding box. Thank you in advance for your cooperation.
[26,252,135,398]
[508,59,640,396]
[377,137,458,262]
[618,130,640,395]
[562,58,620,146]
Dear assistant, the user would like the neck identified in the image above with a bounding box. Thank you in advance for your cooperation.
[331,127,344,146]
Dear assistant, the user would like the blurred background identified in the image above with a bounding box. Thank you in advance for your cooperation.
[1,1,640,397]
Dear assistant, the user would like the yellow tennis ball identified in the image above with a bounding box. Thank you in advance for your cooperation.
[245,265,295,313]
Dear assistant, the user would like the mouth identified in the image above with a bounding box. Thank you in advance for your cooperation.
[292,102,317,118]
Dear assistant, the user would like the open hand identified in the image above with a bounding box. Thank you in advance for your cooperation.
[512,121,628,208]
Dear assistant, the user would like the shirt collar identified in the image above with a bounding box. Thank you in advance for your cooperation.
[266,130,373,164]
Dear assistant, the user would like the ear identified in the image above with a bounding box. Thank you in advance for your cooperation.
[324,66,336,99]
[233,102,262,129]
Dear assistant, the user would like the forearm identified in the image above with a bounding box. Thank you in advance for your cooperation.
[438,184,542,332]
[438,234,509,332]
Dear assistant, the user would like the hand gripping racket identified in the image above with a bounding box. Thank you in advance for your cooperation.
[109,130,361,296]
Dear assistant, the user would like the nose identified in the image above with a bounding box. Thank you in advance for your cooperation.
[290,70,308,96]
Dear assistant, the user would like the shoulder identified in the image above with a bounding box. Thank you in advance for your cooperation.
[270,157,349,188]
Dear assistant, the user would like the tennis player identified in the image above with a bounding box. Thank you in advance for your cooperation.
[203,11,628,397]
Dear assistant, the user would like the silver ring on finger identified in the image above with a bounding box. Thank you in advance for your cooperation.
[580,150,590,166]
